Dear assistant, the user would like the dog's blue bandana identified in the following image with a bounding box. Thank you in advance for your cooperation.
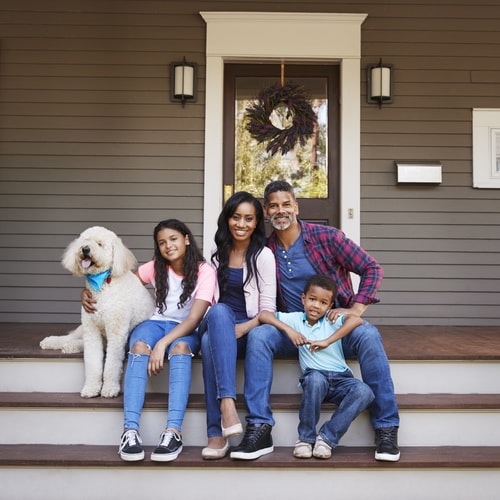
[86,270,112,292]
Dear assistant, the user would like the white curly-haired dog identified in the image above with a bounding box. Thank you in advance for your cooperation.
[40,226,154,398]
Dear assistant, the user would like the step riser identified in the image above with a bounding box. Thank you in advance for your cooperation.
[390,362,500,394]
[2,359,499,394]
[2,407,499,447]
[2,468,500,500]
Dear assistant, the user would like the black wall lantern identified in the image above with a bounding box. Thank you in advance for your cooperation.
[367,59,393,107]
[170,57,197,106]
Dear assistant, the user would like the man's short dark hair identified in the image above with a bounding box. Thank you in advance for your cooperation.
[263,180,295,205]
[304,274,337,298]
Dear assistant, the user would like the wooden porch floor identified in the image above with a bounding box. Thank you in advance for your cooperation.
[1,322,500,360]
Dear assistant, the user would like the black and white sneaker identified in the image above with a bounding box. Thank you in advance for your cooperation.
[375,426,400,462]
[119,429,145,462]
[230,423,274,460]
[151,429,183,462]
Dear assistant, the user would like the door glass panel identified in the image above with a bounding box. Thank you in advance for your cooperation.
[234,76,328,199]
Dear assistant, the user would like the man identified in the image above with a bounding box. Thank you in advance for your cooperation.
[230,180,400,462]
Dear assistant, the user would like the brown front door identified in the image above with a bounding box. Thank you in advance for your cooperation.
[223,63,340,227]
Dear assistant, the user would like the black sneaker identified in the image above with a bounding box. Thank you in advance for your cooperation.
[151,429,183,462]
[119,429,145,462]
[230,423,274,460]
[375,426,400,462]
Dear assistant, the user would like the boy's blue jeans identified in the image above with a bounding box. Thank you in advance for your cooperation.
[298,368,374,447]
[244,320,400,430]
[199,304,248,438]
[123,319,200,432]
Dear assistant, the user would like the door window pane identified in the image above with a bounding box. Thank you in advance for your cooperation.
[234,76,328,199]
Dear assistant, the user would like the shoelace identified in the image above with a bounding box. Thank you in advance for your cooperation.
[158,429,179,448]
[240,425,264,445]
[376,428,396,443]
[120,430,141,450]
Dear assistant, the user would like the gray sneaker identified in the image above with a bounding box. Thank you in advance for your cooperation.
[313,436,332,459]
[293,440,313,459]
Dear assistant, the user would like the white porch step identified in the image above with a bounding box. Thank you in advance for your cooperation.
[2,357,499,394]
[1,392,499,447]
[1,323,500,500]
[2,444,500,500]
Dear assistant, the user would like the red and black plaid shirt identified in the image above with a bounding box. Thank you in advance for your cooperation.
[267,221,383,312]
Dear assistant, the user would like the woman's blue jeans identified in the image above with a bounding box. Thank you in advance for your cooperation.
[199,304,248,438]
[298,368,374,447]
[244,320,400,430]
[123,319,200,432]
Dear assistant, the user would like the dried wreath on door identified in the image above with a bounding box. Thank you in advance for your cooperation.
[245,81,317,156]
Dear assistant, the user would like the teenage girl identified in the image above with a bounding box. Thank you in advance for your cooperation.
[84,219,216,462]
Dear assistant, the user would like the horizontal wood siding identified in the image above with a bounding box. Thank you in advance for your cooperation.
[1,0,500,324]
[360,1,500,325]
[0,0,208,322]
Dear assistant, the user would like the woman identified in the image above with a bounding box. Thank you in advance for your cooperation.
[84,219,216,462]
[199,191,276,459]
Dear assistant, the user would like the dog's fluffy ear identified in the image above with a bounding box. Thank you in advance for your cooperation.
[61,234,85,276]
[111,234,137,277]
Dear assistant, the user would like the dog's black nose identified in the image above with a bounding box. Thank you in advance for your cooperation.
[82,246,91,256]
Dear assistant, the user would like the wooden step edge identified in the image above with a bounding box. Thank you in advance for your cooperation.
[1,444,499,469]
[1,392,500,411]
[2,324,500,361]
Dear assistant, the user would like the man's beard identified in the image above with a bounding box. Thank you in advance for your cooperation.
[269,213,295,231]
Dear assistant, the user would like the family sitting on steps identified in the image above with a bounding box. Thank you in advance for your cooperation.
[81,180,400,464]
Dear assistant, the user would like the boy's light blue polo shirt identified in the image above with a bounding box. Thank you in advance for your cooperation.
[276,312,351,373]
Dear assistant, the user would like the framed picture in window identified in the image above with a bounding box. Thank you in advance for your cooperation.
[473,108,500,188]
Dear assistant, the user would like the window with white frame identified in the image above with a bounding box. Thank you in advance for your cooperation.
[473,108,500,188]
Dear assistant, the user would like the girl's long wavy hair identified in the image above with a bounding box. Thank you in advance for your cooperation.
[211,191,266,298]
[153,219,205,313]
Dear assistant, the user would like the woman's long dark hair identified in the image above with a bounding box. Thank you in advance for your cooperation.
[211,191,266,298]
[153,219,205,313]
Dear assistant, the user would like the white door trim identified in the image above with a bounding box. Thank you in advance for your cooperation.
[200,11,367,253]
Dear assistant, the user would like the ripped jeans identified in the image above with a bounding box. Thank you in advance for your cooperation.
[123,319,201,432]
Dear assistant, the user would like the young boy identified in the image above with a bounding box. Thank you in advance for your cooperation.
[259,274,374,459]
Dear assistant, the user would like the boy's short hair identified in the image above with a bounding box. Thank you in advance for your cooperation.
[263,180,295,204]
[304,274,337,298]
